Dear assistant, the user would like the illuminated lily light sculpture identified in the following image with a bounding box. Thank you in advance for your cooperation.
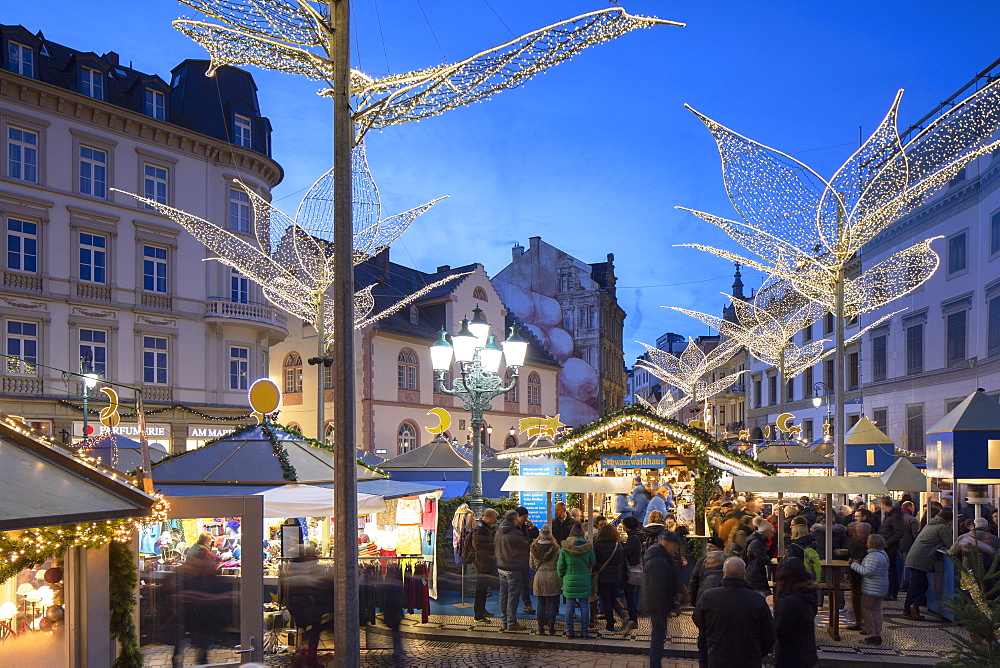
[635,337,745,424]
[118,142,462,397]
[173,1,684,141]
[677,80,1000,472]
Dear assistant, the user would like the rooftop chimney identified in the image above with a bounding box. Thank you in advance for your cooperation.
[437,264,451,273]
[511,243,524,260]
[103,51,120,66]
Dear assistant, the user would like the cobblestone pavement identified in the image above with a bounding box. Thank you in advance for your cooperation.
[265,636,698,667]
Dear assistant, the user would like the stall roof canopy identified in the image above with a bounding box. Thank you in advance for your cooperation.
[75,433,168,472]
[356,479,445,499]
[154,483,386,515]
[0,415,156,530]
[152,423,383,484]
[845,416,894,445]
[880,457,941,492]
[928,389,1000,433]
[380,437,506,470]
[732,476,889,495]
[502,475,632,494]
[756,444,833,466]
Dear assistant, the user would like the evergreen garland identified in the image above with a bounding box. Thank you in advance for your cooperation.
[940,552,1000,666]
[108,540,142,668]
[59,399,253,421]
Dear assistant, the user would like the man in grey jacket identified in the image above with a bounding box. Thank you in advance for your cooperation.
[495,509,530,631]
[903,508,953,620]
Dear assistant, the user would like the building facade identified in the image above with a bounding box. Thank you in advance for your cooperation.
[267,251,561,457]
[0,25,284,451]
[493,236,626,427]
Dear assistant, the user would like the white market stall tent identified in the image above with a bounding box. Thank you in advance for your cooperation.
[255,483,386,517]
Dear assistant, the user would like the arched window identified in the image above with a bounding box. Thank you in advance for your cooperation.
[398,422,417,454]
[472,287,488,302]
[504,368,518,403]
[504,434,518,449]
[324,421,335,444]
[527,371,541,406]
[397,349,418,390]
[287,421,301,432]
[283,352,303,393]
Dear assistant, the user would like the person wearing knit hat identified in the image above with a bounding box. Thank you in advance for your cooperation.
[530,524,561,635]
[949,515,1000,571]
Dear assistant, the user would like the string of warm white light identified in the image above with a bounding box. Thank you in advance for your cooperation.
[634,338,745,419]
[172,3,683,140]
[115,142,464,343]
[675,80,1000,318]
[668,279,898,380]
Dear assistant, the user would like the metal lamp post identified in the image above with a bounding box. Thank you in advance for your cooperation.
[80,350,101,440]
[431,307,528,515]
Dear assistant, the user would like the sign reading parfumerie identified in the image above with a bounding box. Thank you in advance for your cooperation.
[600,455,666,469]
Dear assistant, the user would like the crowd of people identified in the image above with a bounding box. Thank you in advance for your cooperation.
[461,478,1000,668]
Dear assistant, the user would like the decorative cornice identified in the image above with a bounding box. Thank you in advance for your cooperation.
[71,307,115,319]
[0,296,46,310]
[0,72,282,187]
[136,315,177,327]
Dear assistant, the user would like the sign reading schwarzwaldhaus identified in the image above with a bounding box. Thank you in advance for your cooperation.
[600,455,667,469]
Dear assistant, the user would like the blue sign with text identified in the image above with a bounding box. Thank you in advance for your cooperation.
[600,455,666,469]
[519,459,565,526]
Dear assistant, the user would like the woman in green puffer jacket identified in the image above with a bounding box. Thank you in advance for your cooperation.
[556,523,596,638]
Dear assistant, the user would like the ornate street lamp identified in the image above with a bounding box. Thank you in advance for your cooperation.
[431,309,528,515]
[80,350,101,440]
[812,381,832,443]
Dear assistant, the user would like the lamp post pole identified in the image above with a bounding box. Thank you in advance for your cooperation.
[80,350,99,440]
[812,381,831,444]
[431,309,528,516]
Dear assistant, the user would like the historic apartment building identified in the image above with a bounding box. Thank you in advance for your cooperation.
[0,25,284,450]
[268,250,561,457]
[493,236,626,427]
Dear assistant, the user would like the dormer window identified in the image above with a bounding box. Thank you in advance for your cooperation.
[81,67,105,100]
[8,41,33,77]
[233,114,252,148]
[144,88,166,120]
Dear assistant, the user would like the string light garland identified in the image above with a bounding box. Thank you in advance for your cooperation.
[172,3,683,141]
[634,337,745,420]
[58,399,254,422]
[115,141,464,343]
[667,278,897,381]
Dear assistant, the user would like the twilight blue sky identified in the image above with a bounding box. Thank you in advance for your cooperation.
[7,1,1000,362]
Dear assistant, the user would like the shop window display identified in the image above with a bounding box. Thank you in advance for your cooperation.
[0,556,67,667]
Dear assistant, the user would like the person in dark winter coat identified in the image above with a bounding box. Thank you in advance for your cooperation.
[845,521,872,632]
[631,478,651,524]
[693,557,776,668]
[469,509,498,622]
[876,497,904,600]
[689,538,725,604]
[772,557,818,668]
[692,551,726,668]
[551,502,576,543]
[620,515,643,624]
[904,509,953,620]
[515,507,538,614]
[495,510,530,631]
[642,530,680,668]
[744,519,773,595]
[593,524,631,633]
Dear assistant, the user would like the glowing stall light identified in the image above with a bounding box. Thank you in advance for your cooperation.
[171,2,684,141]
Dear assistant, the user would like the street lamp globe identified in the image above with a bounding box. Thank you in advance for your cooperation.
[501,325,528,368]
[480,333,503,374]
[812,396,822,408]
[429,329,454,372]
[452,318,478,363]
[468,306,490,349]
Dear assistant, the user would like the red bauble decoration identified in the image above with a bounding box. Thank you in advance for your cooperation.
[44,567,63,583]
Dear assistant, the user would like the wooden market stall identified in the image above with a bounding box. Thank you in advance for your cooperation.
[543,405,771,533]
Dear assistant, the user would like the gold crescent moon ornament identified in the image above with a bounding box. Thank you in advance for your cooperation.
[99,387,120,428]
[426,407,452,435]
[251,411,265,425]
[776,412,795,433]
[248,378,281,416]
[763,425,771,439]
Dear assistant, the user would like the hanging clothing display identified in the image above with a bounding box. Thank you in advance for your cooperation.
[357,559,430,626]
[396,498,422,525]
[452,503,476,564]
[421,497,438,530]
